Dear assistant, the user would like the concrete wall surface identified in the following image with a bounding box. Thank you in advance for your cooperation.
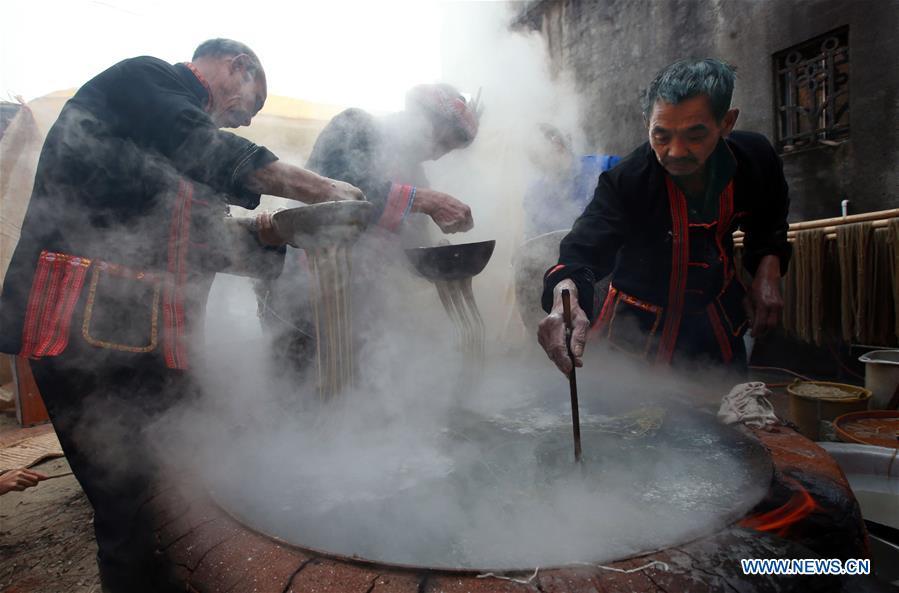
[516,0,899,220]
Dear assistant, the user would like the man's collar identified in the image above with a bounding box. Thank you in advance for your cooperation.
[667,137,738,222]
[707,136,738,195]
[713,136,738,180]
[176,62,212,111]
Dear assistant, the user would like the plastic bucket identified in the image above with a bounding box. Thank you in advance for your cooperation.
[787,380,871,440]
[858,350,899,410]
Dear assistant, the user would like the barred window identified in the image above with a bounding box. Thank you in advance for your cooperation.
[773,27,849,153]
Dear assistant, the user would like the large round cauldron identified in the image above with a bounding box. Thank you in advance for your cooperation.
[206,366,772,571]
[150,371,867,592]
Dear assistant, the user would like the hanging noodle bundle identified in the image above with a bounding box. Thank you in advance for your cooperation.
[736,211,898,347]
[434,278,486,373]
[791,229,826,344]
[837,222,873,344]
[307,244,355,400]
[868,222,895,346]
[270,202,374,400]
[779,245,796,337]
[890,219,899,341]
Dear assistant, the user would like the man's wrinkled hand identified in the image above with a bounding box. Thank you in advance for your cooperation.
[748,255,784,337]
[412,188,474,234]
[255,211,284,247]
[325,179,365,202]
[537,282,589,375]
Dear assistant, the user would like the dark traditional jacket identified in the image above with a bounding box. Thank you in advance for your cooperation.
[305,109,427,232]
[0,56,279,368]
[541,131,791,364]
[256,109,433,369]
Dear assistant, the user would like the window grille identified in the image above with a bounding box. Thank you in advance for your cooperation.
[774,26,849,152]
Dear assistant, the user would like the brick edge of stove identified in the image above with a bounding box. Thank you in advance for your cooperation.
[747,426,869,561]
[147,427,864,593]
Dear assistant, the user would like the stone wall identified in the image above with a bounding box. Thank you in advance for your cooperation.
[515,0,899,220]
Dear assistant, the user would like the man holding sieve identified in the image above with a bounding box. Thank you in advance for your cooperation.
[0,38,362,593]
[304,82,481,235]
[256,83,482,373]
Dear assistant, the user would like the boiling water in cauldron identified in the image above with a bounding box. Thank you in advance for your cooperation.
[206,361,771,570]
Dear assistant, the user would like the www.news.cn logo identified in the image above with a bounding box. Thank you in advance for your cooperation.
[741,558,871,576]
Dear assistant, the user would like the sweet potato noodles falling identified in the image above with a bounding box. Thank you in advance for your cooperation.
[307,245,355,399]
[434,278,485,371]
[403,241,494,375]
[271,202,374,400]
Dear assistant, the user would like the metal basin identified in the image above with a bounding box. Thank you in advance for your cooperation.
[818,442,899,529]
[405,240,495,281]
[271,201,374,249]
[819,441,899,576]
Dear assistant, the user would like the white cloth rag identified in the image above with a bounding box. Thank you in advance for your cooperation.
[717,382,780,428]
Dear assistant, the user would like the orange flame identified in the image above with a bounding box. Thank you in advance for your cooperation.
[739,477,818,537]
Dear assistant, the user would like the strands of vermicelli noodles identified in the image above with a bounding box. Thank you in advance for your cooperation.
[434,278,485,370]
[308,244,354,399]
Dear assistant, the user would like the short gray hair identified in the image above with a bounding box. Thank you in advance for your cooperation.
[193,38,261,72]
[642,58,736,121]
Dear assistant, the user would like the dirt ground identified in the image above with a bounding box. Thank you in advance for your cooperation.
[0,412,99,593]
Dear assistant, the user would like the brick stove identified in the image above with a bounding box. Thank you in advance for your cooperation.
[146,426,870,593]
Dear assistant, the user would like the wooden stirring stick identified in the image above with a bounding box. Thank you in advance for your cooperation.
[561,289,583,462]
[41,471,74,481]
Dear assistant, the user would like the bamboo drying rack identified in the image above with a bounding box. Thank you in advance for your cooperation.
[733,208,899,247]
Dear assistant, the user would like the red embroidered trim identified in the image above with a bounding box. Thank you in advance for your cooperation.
[163,180,194,370]
[51,261,90,355]
[546,264,565,278]
[590,285,619,337]
[20,251,91,358]
[656,177,690,365]
[713,293,751,338]
[19,256,51,355]
[378,183,414,232]
[42,260,89,357]
[619,291,662,314]
[50,261,87,356]
[716,181,735,285]
[33,257,64,351]
[33,260,76,357]
[602,286,665,359]
[707,302,734,363]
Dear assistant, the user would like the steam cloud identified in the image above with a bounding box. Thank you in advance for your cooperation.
[150,2,764,571]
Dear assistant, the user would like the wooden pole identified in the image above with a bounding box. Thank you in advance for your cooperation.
[733,208,899,241]
[733,216,895,247]
[561,289,583,463]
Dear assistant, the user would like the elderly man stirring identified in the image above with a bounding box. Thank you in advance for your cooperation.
[0,39,362,592]
[538,59,791,374]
